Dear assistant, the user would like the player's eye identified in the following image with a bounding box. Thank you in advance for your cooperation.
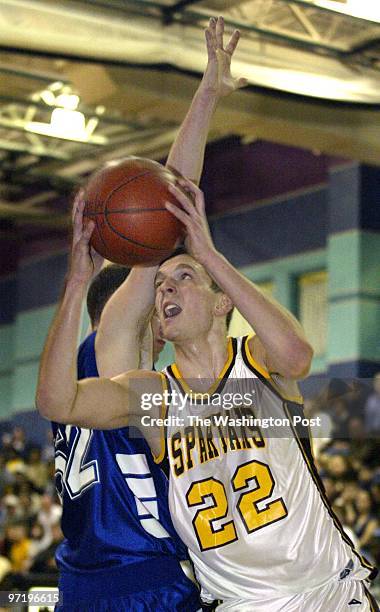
[180,272,192,280]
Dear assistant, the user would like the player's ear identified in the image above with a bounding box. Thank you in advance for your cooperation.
[214,293,233,318]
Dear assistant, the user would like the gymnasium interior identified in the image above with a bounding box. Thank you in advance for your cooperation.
[0,0,379,608]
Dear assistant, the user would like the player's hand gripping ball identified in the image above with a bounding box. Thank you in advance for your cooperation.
[83,157,185,265]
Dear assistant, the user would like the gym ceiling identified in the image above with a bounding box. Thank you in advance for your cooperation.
[0,0,379,231]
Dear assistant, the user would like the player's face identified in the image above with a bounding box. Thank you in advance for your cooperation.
[155,254,218,342]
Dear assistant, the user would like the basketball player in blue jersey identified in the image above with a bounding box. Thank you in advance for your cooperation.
[52,264,189,611]
[38,16,247,612]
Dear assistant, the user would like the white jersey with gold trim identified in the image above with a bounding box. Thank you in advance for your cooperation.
[162,336,375,604]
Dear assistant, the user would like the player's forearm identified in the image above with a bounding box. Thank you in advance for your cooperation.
[203,249,313,378]
[96,266,157,376]
[166,84,219,185]
[36,277,86,421]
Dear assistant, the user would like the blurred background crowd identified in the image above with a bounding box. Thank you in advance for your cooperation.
[0,426,62,592]
[306,371,380,597]
[0,372,379,599]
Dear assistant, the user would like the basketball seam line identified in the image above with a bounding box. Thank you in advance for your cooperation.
[103,217,172,251]
[84,208,168,216]
[85,169,155,215]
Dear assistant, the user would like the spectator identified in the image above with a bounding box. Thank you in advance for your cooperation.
[29,522,63,575]
[5,449,25,476]
[5,521,31,572]
[0,455,14,495]
[37,494,61,540]
[26,522,52,569]
[10,427,28,459]
[353,490,378,553]
[24,447,48,492]
[1,494,19,525]
[365,372,380,435]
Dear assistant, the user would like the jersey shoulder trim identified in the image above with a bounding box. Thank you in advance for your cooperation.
[241,334,271,379]
[166,337,238,401]
[242,335,304,404]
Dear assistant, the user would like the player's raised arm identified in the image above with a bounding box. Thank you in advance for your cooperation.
[35,193,162,429]
[166,179,314,380]
[96,266,158,376]
[166,16,246,185]
[96,16,246,377]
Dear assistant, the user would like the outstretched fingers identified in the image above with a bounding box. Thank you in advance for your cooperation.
[205,16,217,60]
[205,27,216,61]
[225,29,241,56]
[215,15,224,49]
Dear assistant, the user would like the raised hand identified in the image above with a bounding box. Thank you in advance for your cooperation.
[69,189,104,284]
[201,16,247,98]
[165,178,216,265]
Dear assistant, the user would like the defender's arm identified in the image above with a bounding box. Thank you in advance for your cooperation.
[96,16,246,377]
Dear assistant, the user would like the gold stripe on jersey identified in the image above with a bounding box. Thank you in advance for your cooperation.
[283,402,376,578]
[242,335,304,403]
[152,372,169,464]
[169,337,237,400]
[242,334,270,379]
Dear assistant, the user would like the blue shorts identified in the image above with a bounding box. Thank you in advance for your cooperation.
[56,573,200,612]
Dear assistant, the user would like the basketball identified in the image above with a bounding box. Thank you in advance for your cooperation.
[83,157,185,266]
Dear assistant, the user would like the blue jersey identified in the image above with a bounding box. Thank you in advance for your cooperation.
[52,332,192,602]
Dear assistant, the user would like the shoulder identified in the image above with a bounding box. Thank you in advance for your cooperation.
[245,334,303,403]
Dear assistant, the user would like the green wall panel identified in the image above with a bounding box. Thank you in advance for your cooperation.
[12,361,40,413]
[0,325,14,373]
[328,230,380,365]
[358,301,380,361]
[360,233,380,294]
[328,231,380,298]
[328,300,360,362]
[0,373,13,418]
[15,305,57,362]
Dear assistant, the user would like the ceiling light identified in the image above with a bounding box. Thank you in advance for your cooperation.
[55,93,80,110]
[40,90,56,106]
[310,0,380,23]
[26,109,105,143]
[25,83,106,143]
[50,108,86,138]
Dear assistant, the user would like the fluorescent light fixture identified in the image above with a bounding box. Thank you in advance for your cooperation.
[25,84,106,143]
[310,0,380,23]
[51,108,86,138]
[40,90,56,106]
[26,108,106,143]
[55,93,80,110]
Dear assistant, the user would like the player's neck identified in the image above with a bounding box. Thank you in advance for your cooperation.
[173,332,229,392]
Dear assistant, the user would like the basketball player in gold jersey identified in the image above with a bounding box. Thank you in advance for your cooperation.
[36,30,378,612]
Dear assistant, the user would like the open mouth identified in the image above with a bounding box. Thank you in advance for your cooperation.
[163,303,182,320]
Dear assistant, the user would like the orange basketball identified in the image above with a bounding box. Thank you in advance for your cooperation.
[83,157,185,266]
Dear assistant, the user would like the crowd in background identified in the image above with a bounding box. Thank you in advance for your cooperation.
[306,372,380,595]
[0,373,379,598]
[0,427,62,591]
